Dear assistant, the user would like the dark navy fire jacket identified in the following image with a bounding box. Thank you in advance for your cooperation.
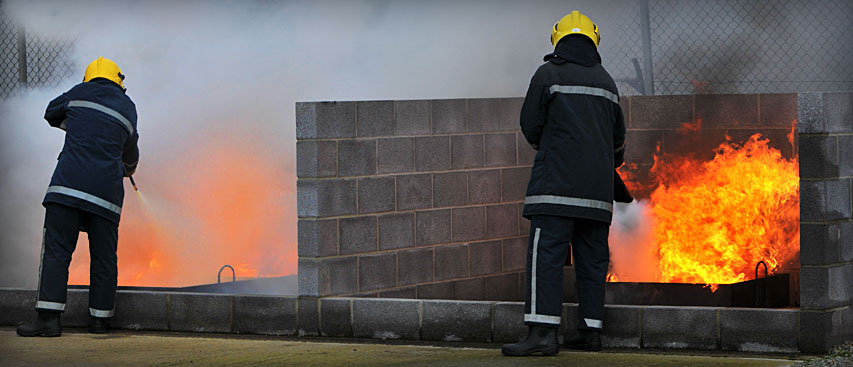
[520,36,626,224]
[42,78,139,225]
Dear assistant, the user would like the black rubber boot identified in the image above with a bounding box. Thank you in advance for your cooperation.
[564,329,602,351]
[88,317,108,334]
[501,325,560,356]
[16,312,62,337]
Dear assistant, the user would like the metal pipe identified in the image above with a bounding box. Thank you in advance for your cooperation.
[639,0,654,95]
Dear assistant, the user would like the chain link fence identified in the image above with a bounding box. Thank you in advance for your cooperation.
[0,3,75,100]
[0,0,851,98]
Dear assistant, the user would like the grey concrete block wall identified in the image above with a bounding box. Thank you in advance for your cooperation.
[297,98,535,300]
[797,91,853,354]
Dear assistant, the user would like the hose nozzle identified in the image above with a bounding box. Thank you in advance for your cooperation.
[129,176,139,191]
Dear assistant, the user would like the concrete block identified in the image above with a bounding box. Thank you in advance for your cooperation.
[453,277,486,301]
[501,167,530,202]
[625,130,664,165]
[468,169,501,204]
[451,134,485,169]
[842,306,853,342]
[642,306,717,350]
[486,204,518,239]
[720,308,798,353]
[492,302,526,343]
[468,98,501,132]
[759,93,798,127]
[397,248,434,286]
[298,219,338,257]
[415,136,451,171]
[352,298,419,340]
[320,298,352,337]
[563,303,579,336]
[357,177,395,214]
[319,257,360,296]
[839,135,853,177]
[378,138,414,174]
[233,296,297,335]
[519,204,530,234]
[487,273,521,301]
[469,240,502,276]
[798,135,839,179]
[485,133,517,167]
[452,206,485,242]
[338,139,376,177]
[434,244,468,281]
[800,309,844,354]
[416,209,451,246]
[502,237,528,272]
[619,96,631,126]
[841,221,853,262]
[339,216,377,255]
[433,171,467,208]
[396,173,432,211]
[801,265,831,310]
[379,287,417,299]
[359,253,397,292]
[417,282,454,299]
[379,213,414,251]
[517,132,536,166]
[823,92,853,134]
[695,94,758,128]
[800,223,841,266]
[298,258,319,296]
[296,141,337,178]
[297,297,319,336]
[797,93,825,134]
[422,300,493,342]
[395,100,431,136]
[800,180,852,222]
[297,179,356,217]
[169,293,232,333]
[631,95,693,129]
[662,128,728,163]
[63,289,89,328]
[499,98,524,131]
[0,289,35,327]
[112,291,169,331]
[601,305,642,348]
[357,101,394,137]
[296,101,355,139]
[432,99,467,134]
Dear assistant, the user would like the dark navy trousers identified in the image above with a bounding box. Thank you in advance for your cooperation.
[36,203,118,318]
[524,215,610,330]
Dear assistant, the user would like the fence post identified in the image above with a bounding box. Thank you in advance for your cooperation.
[17,24,27,86]
[639,0,654,95]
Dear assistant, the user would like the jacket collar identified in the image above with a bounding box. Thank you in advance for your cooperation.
[88,77,126,93]
[543,35,601,67]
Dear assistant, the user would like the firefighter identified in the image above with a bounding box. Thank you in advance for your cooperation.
[17,57,139,337]
[501,11,627,356]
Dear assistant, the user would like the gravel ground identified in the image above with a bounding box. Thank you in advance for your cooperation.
[795,342,853,367]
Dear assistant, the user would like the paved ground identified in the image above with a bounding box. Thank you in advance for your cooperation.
[1,328,806,367]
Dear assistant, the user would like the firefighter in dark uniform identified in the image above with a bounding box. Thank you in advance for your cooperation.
[502,11,628,356]
[17,57,139,337]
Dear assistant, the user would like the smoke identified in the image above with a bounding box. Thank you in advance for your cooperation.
[0,0,636,288]
[608,200,660,282]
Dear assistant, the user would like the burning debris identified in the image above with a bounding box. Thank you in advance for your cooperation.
[610,131,800,289]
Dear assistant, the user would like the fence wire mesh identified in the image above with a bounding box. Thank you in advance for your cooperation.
[0,0,851,98]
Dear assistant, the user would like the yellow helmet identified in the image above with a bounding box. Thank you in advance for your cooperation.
[551,11,600,48]
[83,57,125,89]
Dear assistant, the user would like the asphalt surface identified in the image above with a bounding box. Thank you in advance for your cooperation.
[1,328,805,367]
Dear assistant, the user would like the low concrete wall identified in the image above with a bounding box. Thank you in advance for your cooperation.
[0,288,814,353]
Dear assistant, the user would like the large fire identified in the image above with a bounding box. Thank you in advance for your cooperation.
[610,130,800,289]
[67,136,295,287]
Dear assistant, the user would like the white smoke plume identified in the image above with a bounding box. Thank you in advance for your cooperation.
[0,0,634,288]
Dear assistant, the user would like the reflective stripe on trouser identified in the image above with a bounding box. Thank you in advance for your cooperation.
[524,215,610,330]
[37,204,119,316]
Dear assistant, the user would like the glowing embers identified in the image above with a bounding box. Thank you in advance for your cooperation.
[610,133,800,290]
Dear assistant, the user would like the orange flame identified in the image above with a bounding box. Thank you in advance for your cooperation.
[610,133,800,290]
